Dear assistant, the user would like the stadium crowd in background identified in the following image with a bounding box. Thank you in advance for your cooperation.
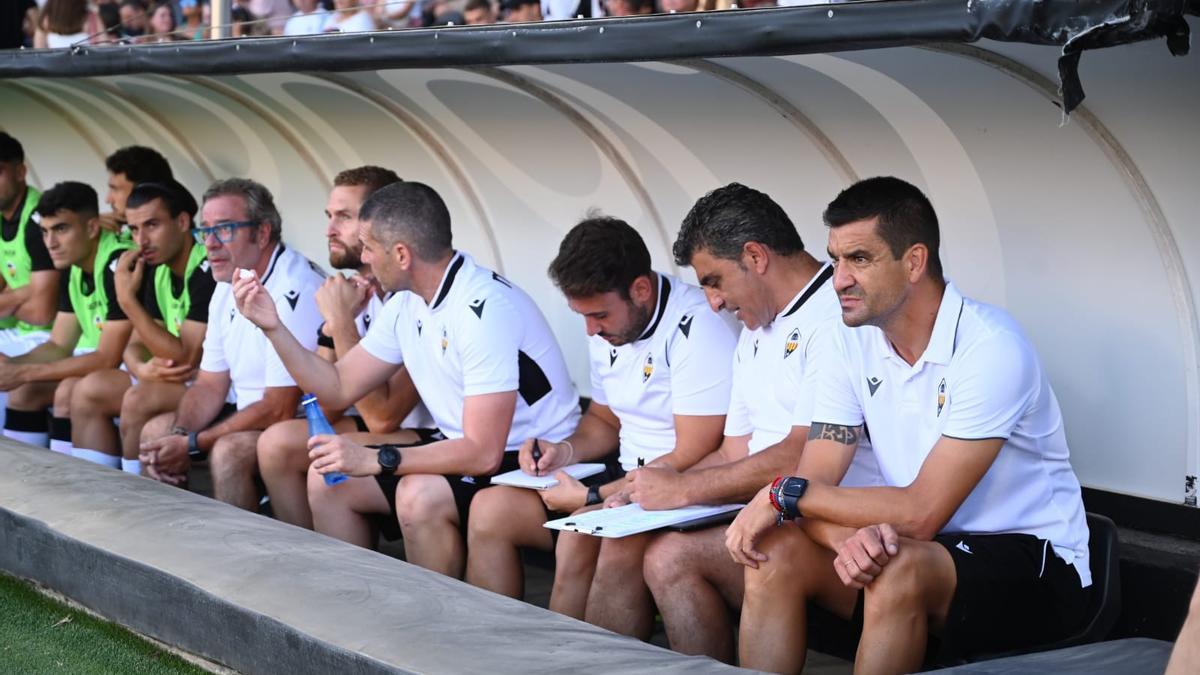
[1,0,814,48]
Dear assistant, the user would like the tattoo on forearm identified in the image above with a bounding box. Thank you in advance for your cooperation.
[808,423,860,446]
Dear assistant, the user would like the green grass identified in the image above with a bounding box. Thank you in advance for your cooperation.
[0,572,210,675]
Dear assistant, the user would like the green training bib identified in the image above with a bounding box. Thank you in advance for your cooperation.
[68,230,134,350]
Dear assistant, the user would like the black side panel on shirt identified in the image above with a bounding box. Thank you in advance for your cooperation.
[102,259,126,321]
[517,350,551,406]
[186,267,216,322]
[56,273,71,312]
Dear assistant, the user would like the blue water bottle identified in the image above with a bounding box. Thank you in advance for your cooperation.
[302,394,347,486]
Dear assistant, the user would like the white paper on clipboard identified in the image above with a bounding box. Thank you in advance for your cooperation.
[490,463,606,490]
[544,503,743,538]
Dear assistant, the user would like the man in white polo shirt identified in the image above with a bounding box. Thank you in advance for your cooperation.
[725,176,1092,673]
[136,178,325,510]
[256,165,434,529]
[463,215,735,631]
[231,181,581,579]
[577,183,878,661]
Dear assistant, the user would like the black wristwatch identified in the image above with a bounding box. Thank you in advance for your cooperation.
[776,476,809,522]
[377,444,402,475]
[585,484,603,507]
[186,431,205,461]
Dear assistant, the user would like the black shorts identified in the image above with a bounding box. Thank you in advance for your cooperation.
[840,532,1091,663]
[933,532,1091,659]
[371,429,526,540]
[347,415,369,432]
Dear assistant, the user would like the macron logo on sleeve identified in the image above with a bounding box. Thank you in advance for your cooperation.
[284,290,300,310]
[678,315,694,338]
[469,298,486,318]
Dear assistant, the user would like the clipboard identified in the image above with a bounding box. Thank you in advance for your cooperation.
[544,503,744,538]
[489,463,606,490]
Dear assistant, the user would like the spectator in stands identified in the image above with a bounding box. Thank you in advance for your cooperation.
[432,9,464,24]
[541,0,600,20]
[372,0,415,29]
[2,1,39,50]
[230,181,580,579]
[604,0,652,15]
[97,2,123,41]
[145,2,183,41]
[465,216,734,624]
[584,184,878,658]
[658,0,698,12]
[70,181,215,475]
[0,133,60,431]
[257,166,432,529]
[103,146,173,231]
[180,0,205,40]
[33,0,105,48]
[462,0,496,24]
[119,0,149,41]
[136,178,324,509]
[229,5,260,37]
[725,177,1092,672]
[500,0,541,22]
[0,182,135,463]
[283,0,327,36]
[322,0,378,32]
[247,0,292,34]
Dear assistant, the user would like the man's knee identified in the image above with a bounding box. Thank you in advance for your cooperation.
[71,371,123,412]
[122,385,159,426]
[467,486,525,538]
[394,474,455,528]
[744,526,824,596]
[210,432,260,477]
[556,532,600,577]
[52,378,78,415]
[863,540,948,614]
[643,532,695,589]
[140,412,174,444]
[258,419,306,472]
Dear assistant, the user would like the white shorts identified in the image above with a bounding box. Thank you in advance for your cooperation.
[0,328,50,358]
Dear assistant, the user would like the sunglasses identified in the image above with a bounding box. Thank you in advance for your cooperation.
[191,220,257,244]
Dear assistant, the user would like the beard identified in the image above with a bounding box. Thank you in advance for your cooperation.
[329,244,363,270]
[604,300,654,346]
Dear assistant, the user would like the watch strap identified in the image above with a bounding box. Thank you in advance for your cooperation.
[585,484,603,506]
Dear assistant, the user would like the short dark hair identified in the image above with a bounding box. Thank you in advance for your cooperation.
[127,180,198,219]
[36,181,99,220]
[105,146,173,185]
[673,182,804,266]
[0,132,24,164]
[464,0,493,12]
[358,182,453,262]
[823,176,943,281]
[120,0,147,10]
[333,166,402,197]
[201,177,282,243]
[549,215,652,300]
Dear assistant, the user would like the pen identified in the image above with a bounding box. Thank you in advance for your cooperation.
[532,439,542,477]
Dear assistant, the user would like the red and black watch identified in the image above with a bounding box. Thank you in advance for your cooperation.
[769,476,809,526]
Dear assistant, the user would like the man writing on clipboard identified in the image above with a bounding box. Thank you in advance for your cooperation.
[464,215,736,640]
[598,183,881,663]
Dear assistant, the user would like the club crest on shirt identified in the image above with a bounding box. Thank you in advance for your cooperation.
[642,353,654,383]
[937,378,947,416]
[441,326,448,354]
[783,329,800,359]
[4,260,15,279]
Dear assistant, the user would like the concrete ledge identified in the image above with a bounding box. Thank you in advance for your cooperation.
[0,441,744,674]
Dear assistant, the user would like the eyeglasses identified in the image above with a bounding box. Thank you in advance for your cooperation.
[191,220,257,244]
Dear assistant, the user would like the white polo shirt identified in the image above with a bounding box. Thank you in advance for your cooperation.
[360,251,581,453]
[202,243,325,409]
[724,263,879,487]
[358,291,435,430]
[811,281,1091,585]
[588,273,736,471]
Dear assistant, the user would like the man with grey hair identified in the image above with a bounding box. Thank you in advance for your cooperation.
[135,178,325,511]
[232,181,581,579]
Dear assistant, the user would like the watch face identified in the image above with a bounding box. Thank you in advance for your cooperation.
[378,446,400,470]
[781,478,807,498]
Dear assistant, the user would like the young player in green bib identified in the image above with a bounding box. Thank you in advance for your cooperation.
[70,181,215,474]
[0,182,136,460]
[0,132,61,433]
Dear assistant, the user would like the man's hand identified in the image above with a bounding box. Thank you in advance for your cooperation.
[132,357,195,383]
[833,524,900,589]
[140,433,191,483]
[724,484,781,569]
[96,213,124,233]
[517,437,572,476]
[113,249,144,304]
[308,434,380,477]
[603,491,631,508]
[231,270,280,332]
[315,275,370,330]
[539,471,587,513]
[626,465,690,511]
[0,363,26,391]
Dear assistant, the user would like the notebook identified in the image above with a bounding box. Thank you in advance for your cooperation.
[544,503,744,538]
[490,463,607,490]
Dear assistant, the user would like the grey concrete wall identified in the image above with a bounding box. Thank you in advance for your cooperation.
[0,441,745,674]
